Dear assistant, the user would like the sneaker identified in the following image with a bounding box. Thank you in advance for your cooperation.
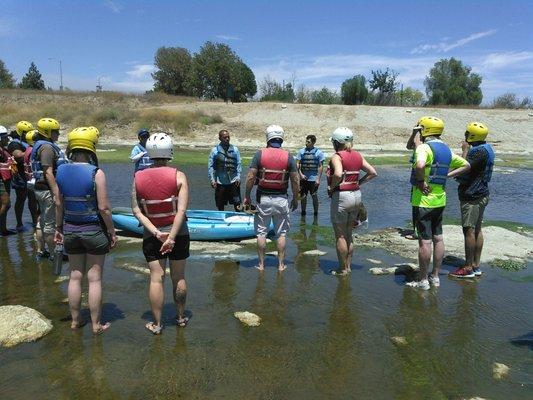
[449,267,475,278]
[405,279,430,290]
[428,275,440,287]
[472,267,482,276]
[36,250,51,259]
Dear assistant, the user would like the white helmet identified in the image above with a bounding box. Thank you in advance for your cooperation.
[0,126,7,136]
[265,125,284,142]
[330,127,353,144]
[146,132,173,160]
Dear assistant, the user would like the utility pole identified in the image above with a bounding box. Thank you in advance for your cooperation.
[48,58,63,91]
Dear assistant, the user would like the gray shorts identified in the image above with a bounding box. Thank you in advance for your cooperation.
[254,195,290,237]
[330,190,362,225]
[34,189,55,234]
[461,196,489,229]
[64,230,110,255]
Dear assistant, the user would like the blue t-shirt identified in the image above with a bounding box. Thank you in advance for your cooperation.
[295,147,325,181]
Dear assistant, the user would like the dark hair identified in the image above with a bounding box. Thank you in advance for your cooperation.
[218,129,229,139]
[306,135,316,143]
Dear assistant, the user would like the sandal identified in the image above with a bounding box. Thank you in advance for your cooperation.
[145,322,162,335]
[176,316,189,327]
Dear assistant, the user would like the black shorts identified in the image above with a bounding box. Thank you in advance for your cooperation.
[300,179,318,196]
[215,183,242,209]
[142,234,190,262]
[0,180,11,196]
[412,206,444,240]
[64,230,110,255]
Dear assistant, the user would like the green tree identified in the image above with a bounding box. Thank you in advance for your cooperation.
[310,87,341,104]
[395,87,424,106]
[259,76,295,102]
[19,62,45,90]
[341,75,368,105]
[0,59,16,88]
[152,47,192,95]
[424,58,482,105]
[187,41,256,102]
[369,68,398,105]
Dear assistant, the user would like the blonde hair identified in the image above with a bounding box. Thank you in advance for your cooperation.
[338,141,352,151]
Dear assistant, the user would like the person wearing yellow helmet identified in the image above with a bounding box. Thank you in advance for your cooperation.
[450,122,494,279]
[7,121,38,231]
[54,126,117,334]
[0,125,15,234]
[406,116,470,290]
[30,117,68,257]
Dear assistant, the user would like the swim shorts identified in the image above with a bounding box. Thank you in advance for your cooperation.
[299,179,318,197]
[330,190,362,225]
[412,206,444,240]
[215,182,242,210]
[461,195,489,229]
[254,194,290,237]
[142,234,190,262]
[64,230,110,255]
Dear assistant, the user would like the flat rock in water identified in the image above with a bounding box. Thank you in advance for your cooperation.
[492,362,509,380]
[0,305,53,347]
[234,311,261,327]
[369,268,387,275]
[390,336,408,346]
[302,249,327,256]
[367,258,382,265]
[54,276,69,283]
[369,263,418,276]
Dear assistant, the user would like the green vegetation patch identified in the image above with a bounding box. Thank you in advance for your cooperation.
[490,258,527,271]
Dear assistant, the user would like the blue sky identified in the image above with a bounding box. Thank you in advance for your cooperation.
[1,0,532,103]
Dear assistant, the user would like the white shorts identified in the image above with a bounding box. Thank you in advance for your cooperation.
[254,195,290,238]
[330,190,362,225]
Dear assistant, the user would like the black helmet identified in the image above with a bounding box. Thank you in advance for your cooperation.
[138,129,150,140]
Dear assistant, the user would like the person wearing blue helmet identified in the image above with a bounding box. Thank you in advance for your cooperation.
[130,129,154,172]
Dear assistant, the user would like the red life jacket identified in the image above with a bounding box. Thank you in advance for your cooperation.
[0,147,14,181]
[327,150,363,191]
[23,146,33,181]
[257,147,290,190]
[134,166,179,227]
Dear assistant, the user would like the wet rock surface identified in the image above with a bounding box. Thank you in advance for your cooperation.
[0,305,53,348]
[234,311,261,327]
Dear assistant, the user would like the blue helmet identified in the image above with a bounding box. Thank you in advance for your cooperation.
[138,129,150,140]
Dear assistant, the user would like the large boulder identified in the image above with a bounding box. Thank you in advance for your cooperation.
[0,305,53,348]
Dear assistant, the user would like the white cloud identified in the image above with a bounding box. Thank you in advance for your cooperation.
[103,0,123,14]
[479,51,533,70]
[126,64,156,79]
[411,30,497,54]
[215,35,241,41]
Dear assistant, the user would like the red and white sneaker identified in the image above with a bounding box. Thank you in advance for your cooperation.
[449,267,475,278]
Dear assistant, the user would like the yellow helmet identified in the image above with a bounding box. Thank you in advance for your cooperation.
[67,126,100,155]
[417,116,444,137]
[465,122,488,143]
[37,118,60,139]
[25,130,38,146]
[16,121,34,135]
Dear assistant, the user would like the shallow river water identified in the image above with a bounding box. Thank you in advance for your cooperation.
[1,163,532,400]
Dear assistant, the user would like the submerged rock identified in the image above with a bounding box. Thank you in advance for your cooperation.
[492,362,510,379]
[54,276,69,283]
[367,258,382,265]
[0,305,53,347]
[234,311,261,327]
[369,263,419,276]
[390,336,408,346]
[302,249,327,256]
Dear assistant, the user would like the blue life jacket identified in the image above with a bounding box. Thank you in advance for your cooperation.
[474,143,495,183]
[134,144,153,172]
[10,138,29,150]
[410,139,452,187]
[30,140,68,181]
[300,147,319,172]
[56,163,100,224]
[214,144,238,175]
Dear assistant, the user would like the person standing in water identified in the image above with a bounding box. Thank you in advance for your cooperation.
[327,127,377,276]
[55,126,117,334]
[406,117,470,290]
[295,134,325,216]
[244,125,299,272]
[208,129,242,211]
[0,126,15,235]
[450,122,495,279]
[132,132,190,334]
[130,129,153,173]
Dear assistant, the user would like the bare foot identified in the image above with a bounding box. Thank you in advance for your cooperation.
[71,320,86,330]
[331,269,350,276]
[278,264,287,272]
[254,265,265,271]
[93,322,111,335]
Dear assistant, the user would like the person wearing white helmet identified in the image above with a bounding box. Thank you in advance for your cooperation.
[244,125,299,272]
[131,132,190,334]
[0,125,15,235]
[327,127,377,275]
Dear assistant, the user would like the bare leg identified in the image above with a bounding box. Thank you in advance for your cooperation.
[86,254,108,333]
[300,196,307,214]
[14,187,27,228]
[276,234,287,271]
[462,227,476,268]
[431,234,444,276]
[148,260,166,327]
[256,235,267,270]
[34,216,45,253]
[312,193,319,215]
[68,254,85,329]
[27,189,39,225]
[0,193,11,233]
[473,226,484,267]
[344,222,354,270]
[418,239,432,281]
[333,223,349,273]
[169,259,187,323]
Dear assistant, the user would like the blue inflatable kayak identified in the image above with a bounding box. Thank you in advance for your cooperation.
[112,208,261,241]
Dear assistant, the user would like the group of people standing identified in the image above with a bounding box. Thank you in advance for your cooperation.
[0,114,495,336]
